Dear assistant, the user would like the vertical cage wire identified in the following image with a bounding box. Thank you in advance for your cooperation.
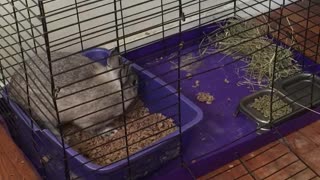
[113,0,132,178]
[38,1,71,179]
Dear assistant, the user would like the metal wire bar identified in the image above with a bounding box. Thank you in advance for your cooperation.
[0,0,308,65]
[0,0,308,54]
[0,64,57,125]
[113,1,132,178]
[0,96,67,173]
[233,151,292,180]
[37,1,71,179]
[1,1,52,72]
[73,0,84,51]
[237,0,281,123]
[25,0,193,41]
[177,0,184,169]
[1,0,179,48]
[43,28,306,129]
[10,0,32,117]
[3,0,318,64]
[0,48,55,118]
[181,161,197,180]
[42,18,320,105]
[47,17,319,104]
[309,27,320,111]
[237,154,258,180]
[301,0,312,69]
[230,143,282,180]
[315,27,320,64]
[0,33,52,100]
[0,0,54,17]
[21,0,232,64]
[47,0,201,52]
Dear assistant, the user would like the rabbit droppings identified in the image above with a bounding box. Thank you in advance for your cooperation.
[7,48,138,138]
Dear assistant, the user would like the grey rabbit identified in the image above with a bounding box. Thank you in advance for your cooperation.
[7,48,138,138]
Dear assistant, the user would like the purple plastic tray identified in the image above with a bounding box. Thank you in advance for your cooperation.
[2,48,203,179]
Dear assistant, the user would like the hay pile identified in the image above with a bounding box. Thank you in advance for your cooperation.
[202,18,301,90]
[63,100,177,166]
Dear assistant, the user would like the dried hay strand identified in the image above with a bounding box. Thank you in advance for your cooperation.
[202,18,301,90]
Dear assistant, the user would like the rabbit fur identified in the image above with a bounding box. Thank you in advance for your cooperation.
[7,48,138,138]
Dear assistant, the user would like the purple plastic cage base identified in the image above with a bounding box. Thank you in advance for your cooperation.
[1,48,203,179]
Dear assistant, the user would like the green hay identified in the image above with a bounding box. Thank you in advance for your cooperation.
[205,18,301,90]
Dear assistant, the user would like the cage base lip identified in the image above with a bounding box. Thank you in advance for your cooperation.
[238,88,306,130]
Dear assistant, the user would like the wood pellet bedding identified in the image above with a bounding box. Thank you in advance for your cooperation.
[63,100,177,166]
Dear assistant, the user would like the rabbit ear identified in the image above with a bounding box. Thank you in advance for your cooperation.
[107,47,121,68]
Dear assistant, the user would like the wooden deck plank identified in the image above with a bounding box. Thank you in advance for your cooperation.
[250,153,298,179]
[0,124,41,180]
[240,143,290,171]
[198,121,320,180]
[198,160,241,180]
[264,161,307,180]
[284,131,318,155]
[301,147,320,175]
[299,124,320,146]
[287,168,317,180]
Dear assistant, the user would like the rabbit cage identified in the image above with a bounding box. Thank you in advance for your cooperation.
[1,0,320,179]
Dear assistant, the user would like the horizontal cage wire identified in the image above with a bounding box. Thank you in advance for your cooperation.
[0,0,320,180]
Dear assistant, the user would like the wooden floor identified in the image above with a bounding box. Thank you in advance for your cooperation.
[0,121,41,180]
[198,120,320,180]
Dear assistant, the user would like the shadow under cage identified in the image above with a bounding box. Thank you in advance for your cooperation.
[1,0,320,180]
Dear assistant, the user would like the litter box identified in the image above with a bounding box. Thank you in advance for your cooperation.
[1,48,203,180]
